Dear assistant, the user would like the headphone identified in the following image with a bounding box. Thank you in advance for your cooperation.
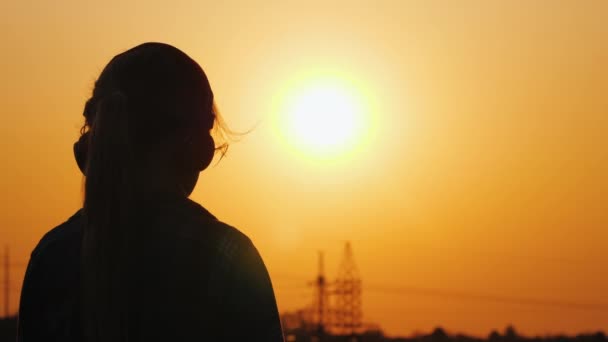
[183,132,216,172]
[73,129,215,175]
[73,132,90,174]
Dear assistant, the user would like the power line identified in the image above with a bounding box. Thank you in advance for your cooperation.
[272,274,608,312]
[3,245,9,318]
[364,284,608,312]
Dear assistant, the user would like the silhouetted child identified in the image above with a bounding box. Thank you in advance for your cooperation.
[17,42,284,342]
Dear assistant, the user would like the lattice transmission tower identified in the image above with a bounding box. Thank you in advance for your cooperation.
[312,251,329,336]
[3,246,9,318]
[332,241,362,336]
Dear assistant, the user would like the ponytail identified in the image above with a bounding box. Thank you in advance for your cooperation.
[82,91,133,342]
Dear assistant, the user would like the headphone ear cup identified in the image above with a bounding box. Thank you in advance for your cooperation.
[196,134,215,171]
[73,132,90,175]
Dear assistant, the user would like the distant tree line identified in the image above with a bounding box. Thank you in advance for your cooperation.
[283,323,606,342]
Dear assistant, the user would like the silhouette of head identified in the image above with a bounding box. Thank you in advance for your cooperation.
[78,43,231,341]
[74,42,221,196]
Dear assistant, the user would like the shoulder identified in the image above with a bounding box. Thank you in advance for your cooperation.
[31,210,84,259]
[177,199,258,271]
[180,198,254,250]
[19,211,84,340]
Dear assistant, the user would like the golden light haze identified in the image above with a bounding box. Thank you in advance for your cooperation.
[1,0,607,337]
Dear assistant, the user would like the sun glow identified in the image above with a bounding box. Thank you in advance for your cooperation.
[274,74,371,161]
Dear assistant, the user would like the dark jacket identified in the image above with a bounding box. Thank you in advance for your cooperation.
[17,196,284,341]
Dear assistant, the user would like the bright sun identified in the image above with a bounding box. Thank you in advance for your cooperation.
[276,75,369,160]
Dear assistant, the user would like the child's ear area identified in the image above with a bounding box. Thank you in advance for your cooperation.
[197,134,216,172]
[74,132,90,175]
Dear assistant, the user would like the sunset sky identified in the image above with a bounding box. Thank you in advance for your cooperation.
[1,0,607,337]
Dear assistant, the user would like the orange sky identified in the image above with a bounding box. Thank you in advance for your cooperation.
[1,0,607,337]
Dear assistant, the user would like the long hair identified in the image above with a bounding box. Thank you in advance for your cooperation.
[79,43,230,341]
